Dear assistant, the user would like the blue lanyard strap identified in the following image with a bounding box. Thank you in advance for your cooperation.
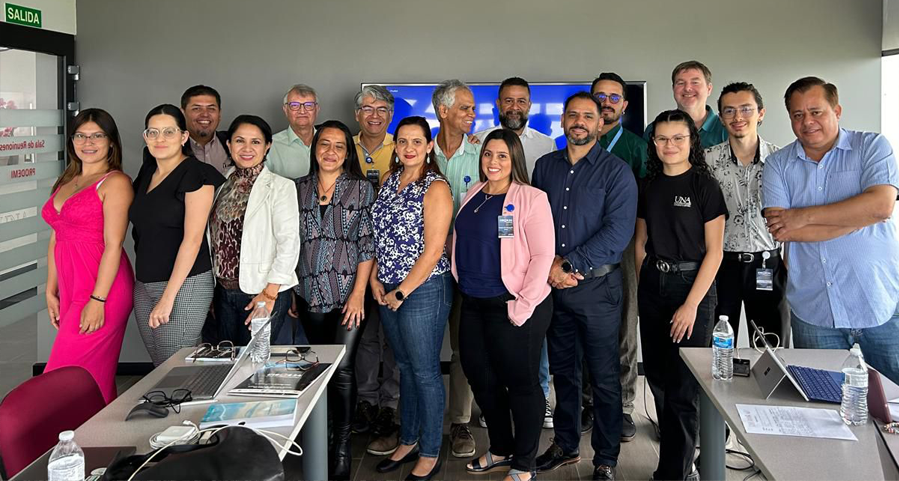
[606,126,624,152]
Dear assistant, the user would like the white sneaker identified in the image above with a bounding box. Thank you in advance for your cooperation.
[543,399,554,429]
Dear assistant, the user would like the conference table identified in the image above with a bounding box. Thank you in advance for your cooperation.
[14,344,345,481]
[682,347,899,481]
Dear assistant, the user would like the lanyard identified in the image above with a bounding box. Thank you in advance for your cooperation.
[606,126,624,152]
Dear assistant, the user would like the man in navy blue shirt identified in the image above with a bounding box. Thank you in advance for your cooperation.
[532,92,638,481]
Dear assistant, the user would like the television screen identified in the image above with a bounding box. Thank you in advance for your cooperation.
[363,82,647,149]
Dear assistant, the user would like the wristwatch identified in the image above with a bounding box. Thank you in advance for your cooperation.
[394,290,406,302]
[560,259,574,274]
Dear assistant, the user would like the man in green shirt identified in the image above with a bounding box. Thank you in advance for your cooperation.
[593,73,648,179]
[268,83,319,180]
[643,60,728,148]
[432,79,480,459]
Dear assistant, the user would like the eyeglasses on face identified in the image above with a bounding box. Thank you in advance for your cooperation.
[286,101,318,112]
[720,106,757,119]
[593,93,623,104]
[359,106,391,116]
[652,135,690,146]
[143,127,182,140]
[72,132,108,144]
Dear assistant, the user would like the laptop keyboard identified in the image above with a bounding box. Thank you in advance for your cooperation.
[787,365,843,403]
[183,364,233,398]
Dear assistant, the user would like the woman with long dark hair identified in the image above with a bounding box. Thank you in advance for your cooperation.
[130,104,224,366]
[42,108,134,404]
[370,116,453,481]
[453,129,555,481]
[294,120,375,480]
[636,110,726,481]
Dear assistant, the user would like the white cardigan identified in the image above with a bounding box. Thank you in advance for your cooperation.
[209,165,300,294]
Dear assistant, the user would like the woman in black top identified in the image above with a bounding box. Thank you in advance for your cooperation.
[635,110,726,481]
[130,104,224,366]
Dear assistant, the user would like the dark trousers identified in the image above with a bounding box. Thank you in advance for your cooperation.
[715,253,789,346]
[547,270,623,467]
[212,285,292,346]
[459,292,552,472]
[298,298,367,437]
[638,263,716,481]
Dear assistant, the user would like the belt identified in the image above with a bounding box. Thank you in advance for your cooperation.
[649,257,699,274]
[723,249,780,263]
[579,263,620,279]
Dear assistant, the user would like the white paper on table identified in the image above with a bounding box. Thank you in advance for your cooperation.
[736,404,857,441]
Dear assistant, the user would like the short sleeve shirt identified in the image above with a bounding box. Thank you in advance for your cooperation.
[267,128,313,180]
[637,168,728,262]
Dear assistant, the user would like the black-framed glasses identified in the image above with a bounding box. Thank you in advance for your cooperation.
[143,127,182,140]
[285,101,318,112]
[143,389,192,413]
[720,106,757,119]
[190,341,235,363]
[72,132,108,144]
[593,92,622,104]
[276,348,320,371]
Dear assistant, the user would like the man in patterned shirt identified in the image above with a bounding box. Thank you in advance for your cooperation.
[705,82,788,345]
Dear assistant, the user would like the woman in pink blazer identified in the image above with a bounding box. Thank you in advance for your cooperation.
[451,129,555,481]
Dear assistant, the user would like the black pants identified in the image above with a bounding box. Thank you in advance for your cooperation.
[298,298,367,438]
[715,253,789,346]
[638,262,716,481]
[212,285,292,346]
[459,292,552,472]
[547,270,623,467]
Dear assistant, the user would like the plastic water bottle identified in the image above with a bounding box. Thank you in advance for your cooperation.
[48,430,84,481]
[840,343,868,425]
[712,315,734,381]
[249,301,271,364]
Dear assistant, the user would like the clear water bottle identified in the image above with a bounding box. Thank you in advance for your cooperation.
[712,315,734,381]
[48,430,84,481]
[249,301,271,364]
[840,343,868,425]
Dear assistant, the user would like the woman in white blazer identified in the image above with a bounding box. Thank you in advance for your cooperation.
[208,115,300,346]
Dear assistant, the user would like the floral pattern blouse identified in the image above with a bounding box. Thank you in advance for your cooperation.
[210,162,264,283]
[371,168,450,285]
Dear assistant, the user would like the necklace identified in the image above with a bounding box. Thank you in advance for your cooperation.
[473,194,494,214]
[318,178,337,203]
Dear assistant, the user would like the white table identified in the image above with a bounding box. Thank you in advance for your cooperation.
[681,347,899,481]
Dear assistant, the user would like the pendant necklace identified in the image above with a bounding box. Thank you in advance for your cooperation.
[473,194,494,214]
[319,178,337,203]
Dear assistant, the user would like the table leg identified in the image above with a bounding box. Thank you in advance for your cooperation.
[699,390,726,481]
[302,389,328,481]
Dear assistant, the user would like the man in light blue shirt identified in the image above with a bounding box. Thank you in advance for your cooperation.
[762,77,899,384]
[268,84,319,180]
[432,79,481,459]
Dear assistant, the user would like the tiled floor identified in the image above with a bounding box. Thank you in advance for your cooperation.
[0,318,756,481]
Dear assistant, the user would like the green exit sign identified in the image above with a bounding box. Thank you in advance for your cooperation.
[4,3,41,28]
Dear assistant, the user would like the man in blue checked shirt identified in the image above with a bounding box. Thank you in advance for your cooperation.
[762,76,899,384]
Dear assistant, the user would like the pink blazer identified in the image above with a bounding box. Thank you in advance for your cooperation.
[451,181,555,325]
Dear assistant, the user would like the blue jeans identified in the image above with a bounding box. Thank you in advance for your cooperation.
[539,340,550,399]
[791,311,899,385]
[379,272,452,458]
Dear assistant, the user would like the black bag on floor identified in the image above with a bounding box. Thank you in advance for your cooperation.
[101,426,285,481]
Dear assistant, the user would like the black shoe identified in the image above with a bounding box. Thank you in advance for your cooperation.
[372,406,398,436]
[405,460,442,481]
[331,438,351,480]
[535,441,580,472]
[352,400,378,434]
[593,465,615,481]
[376,445,420,473]
[621,413,636,442]
[581,405,594,434]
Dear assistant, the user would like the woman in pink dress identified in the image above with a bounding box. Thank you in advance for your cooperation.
[41,108,135,404]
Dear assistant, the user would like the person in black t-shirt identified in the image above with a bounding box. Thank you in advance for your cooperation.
[635,110,726,481]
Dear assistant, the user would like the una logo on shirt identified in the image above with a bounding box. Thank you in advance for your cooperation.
[673,196,692,208]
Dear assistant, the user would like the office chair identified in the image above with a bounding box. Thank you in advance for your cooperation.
[0,366,105,479]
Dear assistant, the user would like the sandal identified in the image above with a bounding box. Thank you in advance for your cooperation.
[506,468,536,481]
[466,451,513,474]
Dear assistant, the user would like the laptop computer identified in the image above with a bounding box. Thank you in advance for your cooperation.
[750,320,843,403]
[144,319,269,401]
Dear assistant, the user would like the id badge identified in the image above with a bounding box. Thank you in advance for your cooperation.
[497,215,514,238]
[366,169,380,185]
[756,268,774,291]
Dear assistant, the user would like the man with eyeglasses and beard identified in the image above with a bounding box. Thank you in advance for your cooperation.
[532,92,637,481]
[575,72,650,442]
[474,77,556,175]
